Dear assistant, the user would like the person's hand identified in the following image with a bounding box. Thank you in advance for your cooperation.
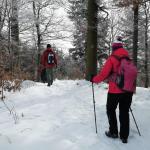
[90,74,95,82]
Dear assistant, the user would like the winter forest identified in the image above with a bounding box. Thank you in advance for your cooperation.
[0,0,150,149]
[0,0,150,89]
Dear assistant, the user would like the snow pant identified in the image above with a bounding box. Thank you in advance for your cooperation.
[41,68,47,83]
[106,92,133,139]
[46,68,53,85]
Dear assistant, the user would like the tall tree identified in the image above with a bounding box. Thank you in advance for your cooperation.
[141,1,150,87]
[132,0,139,66]
[0,0,7,39]
[7,0,20,78]
[11,0,19,60]
[32,1,42,81]
[68,0,109,77]
[68,0,87,63]
[85,0,98,80]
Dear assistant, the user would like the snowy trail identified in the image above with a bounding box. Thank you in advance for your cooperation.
[0,80,150,150]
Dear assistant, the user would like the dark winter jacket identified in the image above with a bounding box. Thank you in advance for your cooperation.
[92,48,129,93]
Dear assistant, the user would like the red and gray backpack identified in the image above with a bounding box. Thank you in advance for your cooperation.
[110,55,138,92]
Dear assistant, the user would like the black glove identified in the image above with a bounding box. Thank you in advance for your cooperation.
[90,74,95,82]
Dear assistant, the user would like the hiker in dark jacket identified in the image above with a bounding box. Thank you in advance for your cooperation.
[91,36,135,143]
[41,44,57,86]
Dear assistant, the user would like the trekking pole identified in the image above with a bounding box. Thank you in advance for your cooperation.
[130,107,141,136]
[91,82,98,134]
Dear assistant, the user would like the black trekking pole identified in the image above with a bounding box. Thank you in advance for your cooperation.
[92,82,98,134]
[130,107,141,136]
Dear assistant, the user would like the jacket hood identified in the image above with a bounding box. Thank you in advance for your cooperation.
[112,48,129,57]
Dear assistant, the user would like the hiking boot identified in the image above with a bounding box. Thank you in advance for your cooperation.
[105,131,118,139]
[121,138,128,144]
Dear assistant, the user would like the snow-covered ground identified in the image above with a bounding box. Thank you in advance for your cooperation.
[0,80,150,150]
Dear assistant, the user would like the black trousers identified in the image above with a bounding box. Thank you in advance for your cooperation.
[106,93,133,139]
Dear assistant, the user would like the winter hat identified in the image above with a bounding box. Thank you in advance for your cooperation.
[112,36,123,51]
[47,44,51,48]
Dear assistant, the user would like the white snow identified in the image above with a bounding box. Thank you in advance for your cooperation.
[0,80,150,150]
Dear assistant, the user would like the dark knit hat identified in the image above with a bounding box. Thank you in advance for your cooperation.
[112,36,123,51]
[47,44,51,48]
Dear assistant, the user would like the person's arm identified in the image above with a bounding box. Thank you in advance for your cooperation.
[92,57,113,83]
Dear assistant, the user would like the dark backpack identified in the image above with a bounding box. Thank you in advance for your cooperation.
[110,55,138,92]
[47,52,55,64]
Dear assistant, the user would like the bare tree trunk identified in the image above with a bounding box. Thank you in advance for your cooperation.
[32,1,42,81]
[85,0,98,80]
[11,0,19,67]
[0,0,7,38]
[144,2,149,88]
[0,3,3,38]
[132,4,139,66]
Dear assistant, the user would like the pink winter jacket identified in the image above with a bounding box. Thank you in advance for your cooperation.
[92,48,129,93]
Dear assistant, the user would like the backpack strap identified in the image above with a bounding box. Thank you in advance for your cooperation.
[108,55,129,81]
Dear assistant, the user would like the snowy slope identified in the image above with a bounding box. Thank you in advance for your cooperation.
[0,80,150,150]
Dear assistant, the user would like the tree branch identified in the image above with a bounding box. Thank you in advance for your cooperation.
[98,6,109,19]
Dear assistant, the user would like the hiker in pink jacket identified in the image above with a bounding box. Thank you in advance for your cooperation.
[92,36,134,144]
